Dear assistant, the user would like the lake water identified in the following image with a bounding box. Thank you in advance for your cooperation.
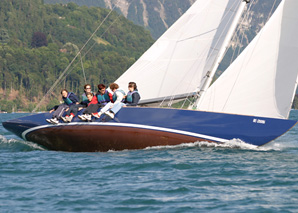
[1,112,298,212]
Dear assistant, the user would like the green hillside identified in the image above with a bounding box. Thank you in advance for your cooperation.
[0,0,154,112]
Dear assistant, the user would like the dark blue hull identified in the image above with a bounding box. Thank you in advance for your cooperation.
[2,107,297,152]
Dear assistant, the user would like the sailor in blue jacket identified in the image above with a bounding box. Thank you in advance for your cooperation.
[46,89,79,124]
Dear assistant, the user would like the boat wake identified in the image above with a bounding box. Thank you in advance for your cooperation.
[145,139,296,152]
[0,135,45,151]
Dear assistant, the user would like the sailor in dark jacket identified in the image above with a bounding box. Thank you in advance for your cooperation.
[124,82,141,106]
[46,89,79,124]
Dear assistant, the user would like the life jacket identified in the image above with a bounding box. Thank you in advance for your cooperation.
[126,90,139,103]
[97,90,111,105]
[112,89,126,102]
[64,92,75,105]
[81,92,88,103]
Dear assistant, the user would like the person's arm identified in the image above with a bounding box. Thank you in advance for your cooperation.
[106,88,114,102]
[49,105,59,113]
[81,93,88,105]
[80,101,88,107]
[74,95,80,103]
[70,93,80,103]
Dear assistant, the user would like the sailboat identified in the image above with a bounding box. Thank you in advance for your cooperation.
[3,0,298,152]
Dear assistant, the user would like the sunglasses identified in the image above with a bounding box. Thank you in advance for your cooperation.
[86,87,91,89]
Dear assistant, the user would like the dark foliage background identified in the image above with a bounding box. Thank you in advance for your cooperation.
[0,0,154,112]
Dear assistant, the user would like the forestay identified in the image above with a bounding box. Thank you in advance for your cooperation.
[116,0,243,104]
[198,0,298,119]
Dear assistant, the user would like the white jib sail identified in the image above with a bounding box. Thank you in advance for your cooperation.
[116,0,243,104]
[198,0,298,119]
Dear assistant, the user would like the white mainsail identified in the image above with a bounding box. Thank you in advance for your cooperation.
[116,0,244,104]
[198,0,298,119]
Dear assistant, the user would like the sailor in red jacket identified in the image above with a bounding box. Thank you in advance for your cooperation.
[78,92,98,121]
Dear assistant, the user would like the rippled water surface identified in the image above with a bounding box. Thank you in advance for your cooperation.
[1,112,298,212]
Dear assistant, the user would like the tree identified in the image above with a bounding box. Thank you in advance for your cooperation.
[62,42,79,54]
[0,28,10,44]
[31,32,48,48]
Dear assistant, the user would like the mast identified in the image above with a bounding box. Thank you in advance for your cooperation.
[193,0,250,109]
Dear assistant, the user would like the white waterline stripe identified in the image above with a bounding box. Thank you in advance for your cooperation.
[22,122,228,143]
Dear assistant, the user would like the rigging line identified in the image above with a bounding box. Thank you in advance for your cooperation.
[32,1,122,112]
[180,95,194,109]
[48,0,136,90]
[228,0,255,66]
[228,0,273,71]
[228,7,247,67]
[237,29,245,57]
[229,28,243,66]
[81,0,137,59]
[267,0,278,22]
[231,0,277,64]
[159,97,166,108]
[235,0,257,59]
[80,52,87,84]
[55,11,125,88]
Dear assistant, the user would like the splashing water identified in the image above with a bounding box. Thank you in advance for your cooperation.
[145,136,298,152]
[0,134,45,151]
[144,139,269,151]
